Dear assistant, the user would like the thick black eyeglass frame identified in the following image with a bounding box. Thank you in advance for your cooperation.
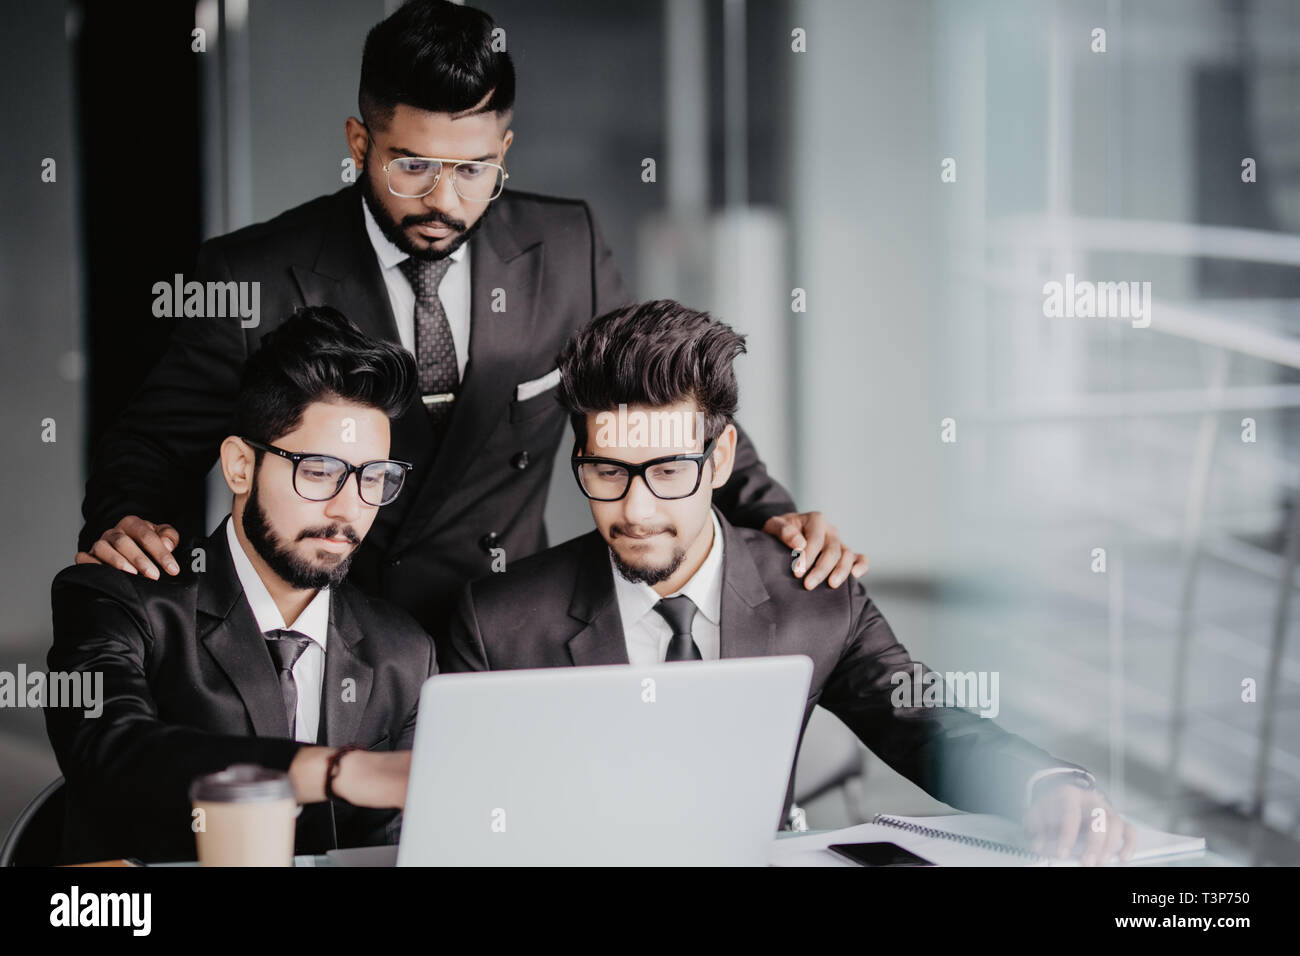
[241,437,413,506]
[571,437,718,502]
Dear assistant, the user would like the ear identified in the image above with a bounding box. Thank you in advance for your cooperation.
[708,423,738,489]
[344,116,369,171]
[500,126,514,160]
[220,436,257,496]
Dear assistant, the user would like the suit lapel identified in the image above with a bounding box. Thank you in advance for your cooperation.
[289,185,403,344]
[715,511,778,660]
[198,519,290,738]
[319,589,374,747]
[565,532,631,666]
[390,197,544,554]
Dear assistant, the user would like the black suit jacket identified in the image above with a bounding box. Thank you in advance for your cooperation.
[77,186,795,634]
[46,517,438,864]
[441,510,1089,826]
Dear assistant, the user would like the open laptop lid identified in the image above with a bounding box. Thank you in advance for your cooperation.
[398,655,813,866]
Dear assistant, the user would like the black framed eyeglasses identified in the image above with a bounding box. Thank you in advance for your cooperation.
[571,438,717,502]
[241,438,413,506]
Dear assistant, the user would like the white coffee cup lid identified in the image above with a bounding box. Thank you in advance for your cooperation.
[189,764,294,803]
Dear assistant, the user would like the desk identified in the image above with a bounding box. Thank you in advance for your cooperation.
[154,829,1234,866]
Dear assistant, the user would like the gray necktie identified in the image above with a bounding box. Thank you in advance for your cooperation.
[398,255,458,435]
[653,596,702,662]
[264,629,314,737]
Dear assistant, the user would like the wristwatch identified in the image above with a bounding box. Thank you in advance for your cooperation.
[1025,767,1096,813]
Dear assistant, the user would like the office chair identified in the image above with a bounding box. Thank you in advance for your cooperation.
[0,777,65,866]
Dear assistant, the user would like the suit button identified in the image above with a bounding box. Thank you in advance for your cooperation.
[512,451,530,470]
[387,557,402,568]
[479,532,499,553]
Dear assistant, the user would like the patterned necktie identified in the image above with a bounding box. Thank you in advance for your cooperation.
[653,596,702,662]
[397,255,458,437]
[264,629,314,738]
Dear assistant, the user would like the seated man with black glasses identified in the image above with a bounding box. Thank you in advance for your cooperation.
[440,299,1139,865]
[46,307,435,864]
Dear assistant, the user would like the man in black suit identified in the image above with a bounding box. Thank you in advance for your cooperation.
[441,299,1139,865]
[75,0,865,636]
[47,309,432,864]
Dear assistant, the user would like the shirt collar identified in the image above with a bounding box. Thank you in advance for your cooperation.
[361,192,468,272]
[610,509,725,632]
[224,515,330,648]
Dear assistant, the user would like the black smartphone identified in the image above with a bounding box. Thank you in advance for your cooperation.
[828,842,936,866]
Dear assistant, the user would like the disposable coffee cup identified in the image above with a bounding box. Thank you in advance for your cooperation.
[189,764,298,866]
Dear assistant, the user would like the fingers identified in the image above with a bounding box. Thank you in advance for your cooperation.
[89,535,144,575]
[1053,786,1084,860]
[90,517,180,579]
[827,547,860,588]
[1097,808,1127,866]
[133,521,181,576]
[763,514,806,553]
[799,514,830,589]
[74,550,102,565]
[1079,807,1110,866]
[1025,803,1047,855]
[1117,819,1139,862]
[765,512,866,589]
[850,552,869,578]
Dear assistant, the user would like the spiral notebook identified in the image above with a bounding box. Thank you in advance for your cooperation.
[770,813,1206,866]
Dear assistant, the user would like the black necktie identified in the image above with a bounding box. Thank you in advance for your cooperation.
[265,629,314,738]
[653,596,702,662]
[398,256,458,438]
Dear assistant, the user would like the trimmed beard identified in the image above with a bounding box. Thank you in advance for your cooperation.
[241,471,359,590]
[608,543,687,587]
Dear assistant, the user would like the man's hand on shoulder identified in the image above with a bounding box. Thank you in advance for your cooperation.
[762,511,869,590]
[75,516,181,580]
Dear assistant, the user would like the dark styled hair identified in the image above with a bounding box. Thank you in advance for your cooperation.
[556,299,747,450]
[359,0,515,130]
[235,306,418,450]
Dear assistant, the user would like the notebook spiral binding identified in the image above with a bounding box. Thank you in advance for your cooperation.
[872,814,1050,862]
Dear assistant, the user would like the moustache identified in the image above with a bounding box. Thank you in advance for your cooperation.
[611,523,676,539]
[297,525,361,545]
[402,211,466,232]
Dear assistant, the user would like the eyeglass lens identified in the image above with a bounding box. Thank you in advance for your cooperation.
[293,456,406,505]
[387,157,504,201]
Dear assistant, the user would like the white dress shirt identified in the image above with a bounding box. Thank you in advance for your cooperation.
[225,517,330,744]
[611,511,725,665]
[361,195,471,380]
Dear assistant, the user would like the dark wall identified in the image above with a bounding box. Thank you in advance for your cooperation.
[74,0,203,528]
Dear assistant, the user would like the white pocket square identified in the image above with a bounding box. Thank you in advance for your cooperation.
[515,367,561,402]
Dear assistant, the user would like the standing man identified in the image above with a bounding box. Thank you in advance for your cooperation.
[76,0,865,636]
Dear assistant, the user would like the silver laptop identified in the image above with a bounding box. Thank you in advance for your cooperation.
[397,656,813,866]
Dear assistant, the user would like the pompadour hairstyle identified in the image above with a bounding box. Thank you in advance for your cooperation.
[359,0,516,130]
[555,299,747,450]
[234,306,418,449]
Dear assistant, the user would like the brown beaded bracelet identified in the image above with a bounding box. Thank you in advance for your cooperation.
[324,744,364,801]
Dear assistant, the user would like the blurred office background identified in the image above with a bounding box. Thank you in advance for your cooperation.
[3,0,1298,863]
